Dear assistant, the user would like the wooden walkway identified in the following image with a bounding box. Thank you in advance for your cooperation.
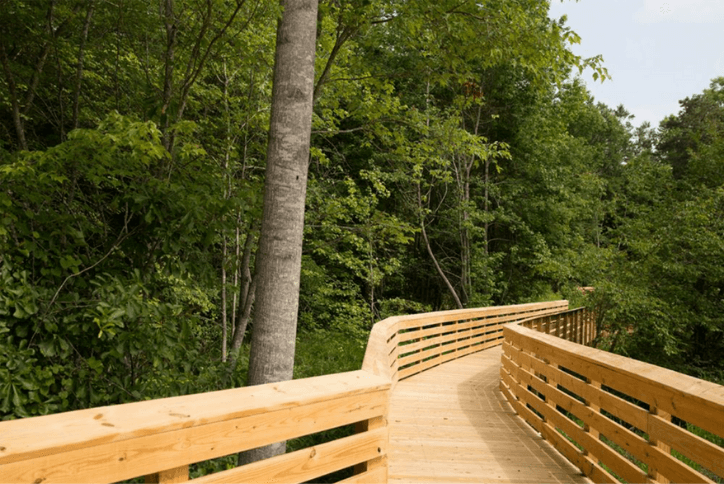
[388,346,591,483]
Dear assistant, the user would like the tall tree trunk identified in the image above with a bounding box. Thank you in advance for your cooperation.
[238,0,318,466]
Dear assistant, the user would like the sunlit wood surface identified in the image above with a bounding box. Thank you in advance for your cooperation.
[388,347,591,483]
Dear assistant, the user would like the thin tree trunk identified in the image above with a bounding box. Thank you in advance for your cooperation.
[221,237,228,362]
[231,222,241,330]
[0,41,27,150]
[484,157,489,255]
[161,0,177,151]
[230,277,256,354]
[56,48,65,140]
[239,0,318,465]
[238,229,255,320]
[226,230,257,372]
[418,183,463,309]
[72,0,94,130]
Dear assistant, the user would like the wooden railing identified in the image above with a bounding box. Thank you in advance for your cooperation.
[0,300,568,483]
[501,307,724,484]
[0,370,390,484]
[362,300,569,386]
[518,306,596,345]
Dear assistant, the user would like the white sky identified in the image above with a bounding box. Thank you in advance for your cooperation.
[548,0,724,128]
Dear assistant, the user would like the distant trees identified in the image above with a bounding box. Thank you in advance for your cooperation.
[578,78,724,382]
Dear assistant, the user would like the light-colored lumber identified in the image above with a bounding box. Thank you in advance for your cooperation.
[502,320,723,484]
[2,302,585,484]
[505,342,649,431]
[504,325,724,439]
[394,301,568,331]
[648,413,724,477]
[190,427,387,484]
[500,378,617,484]
[362,320,399,383]
[144,465,188,483]
[502,365,648,483]
[388,347,590,484]
[353,415,389,478]
[0,384,389,483]
[340,459,387,484]
[0,370,388,467]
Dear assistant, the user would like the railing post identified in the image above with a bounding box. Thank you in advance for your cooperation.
[354,415,389,481]
[542,358,558,428]
[555,314,561,338]
[566,312,572,341]
[583,379,601,469]
[144,466,188,484]
[577,310,582,344]
[647,408,672,483]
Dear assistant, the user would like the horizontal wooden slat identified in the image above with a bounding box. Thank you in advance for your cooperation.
[648,413,724,478]
[398,329,502,367]
[339,462,386,484]
[502,358,649,483]
[499,377,618,484]
[398,325,493,355]
[503,323,720,484]
[397,319,507,344]
[0,370,388,468]
[0,386,389,483]
[190,427,388,484]
[504,341,649,431]
[504,325,724,440]
[398,335,502,380]
[394,301,568,331]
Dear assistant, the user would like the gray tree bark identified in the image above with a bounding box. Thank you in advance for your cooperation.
[238,0,318,466]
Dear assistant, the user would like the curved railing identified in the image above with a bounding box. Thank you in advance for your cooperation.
[0,300,568,483]
[362,300,569,386]
[501,307,724,484]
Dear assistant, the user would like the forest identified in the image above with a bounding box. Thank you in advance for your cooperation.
[1,0,723,445]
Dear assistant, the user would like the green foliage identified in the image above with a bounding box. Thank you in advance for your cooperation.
[0,113,233,418]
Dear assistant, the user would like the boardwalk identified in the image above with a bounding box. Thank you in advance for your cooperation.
[388,346,591,483]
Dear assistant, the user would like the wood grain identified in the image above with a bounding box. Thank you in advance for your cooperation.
[191,427,388,484]
[0,375,389,483]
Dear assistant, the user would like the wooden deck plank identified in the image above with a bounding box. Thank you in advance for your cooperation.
[388,347,591,484]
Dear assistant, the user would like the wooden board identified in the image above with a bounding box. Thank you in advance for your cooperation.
[190,427,388,483]
[387,347,591,484]
[0,377,389,483]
